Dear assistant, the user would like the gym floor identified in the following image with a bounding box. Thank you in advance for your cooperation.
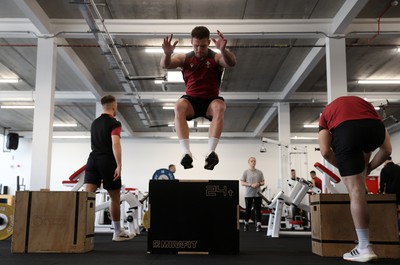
[0,226,398,265]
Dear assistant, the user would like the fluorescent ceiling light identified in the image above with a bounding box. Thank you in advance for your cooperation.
[154,71,184,83]
[162,106,175,110]
[145,48,220,54]
[291,136,318,140]
[303,124,319,128]
[0,79,19,83]
[167,71,184,83]
[53,123,78,127]
[166,121,209,128]
[358,80,400,84]
[0,105,34,109]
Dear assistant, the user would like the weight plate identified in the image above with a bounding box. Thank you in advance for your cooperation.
[152,168,175,180]
[0,204,14,240]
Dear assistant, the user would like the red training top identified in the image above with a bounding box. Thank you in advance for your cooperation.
[319,96,382,131]
[182,49,223,99]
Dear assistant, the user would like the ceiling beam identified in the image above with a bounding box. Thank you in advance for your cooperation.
[2,18,400,39]
[254,0,370,137]
[9,1,134,136]
[3,91,400,104]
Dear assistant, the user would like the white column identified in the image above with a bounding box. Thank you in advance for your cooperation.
[323,37,348,193]
[326,37,348,102]
[278,103,291,194]
[29,38,57,190]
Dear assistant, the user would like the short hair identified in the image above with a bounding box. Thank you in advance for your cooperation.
[248,157,256,163]
[168,164,175,169]
[191,26,210,39]
[310,170,316,174]
[101,95,116,106]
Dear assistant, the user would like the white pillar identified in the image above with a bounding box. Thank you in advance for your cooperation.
[278,103,290,193]
[326,37,348,102]
[323,37,348,193]
[29,38,57,190]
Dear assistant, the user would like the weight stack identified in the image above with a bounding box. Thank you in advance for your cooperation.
[147,180,239,254]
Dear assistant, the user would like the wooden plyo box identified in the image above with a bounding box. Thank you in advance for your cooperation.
[12,191,95,253]
[147,180,239,254]
[310,194,399,258]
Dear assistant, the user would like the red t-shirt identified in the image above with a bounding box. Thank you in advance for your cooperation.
[182,49,223,99]
[319,96,382,131]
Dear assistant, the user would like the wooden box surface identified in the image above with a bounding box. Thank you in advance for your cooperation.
[12,191,95,253]
[310,194,399,258]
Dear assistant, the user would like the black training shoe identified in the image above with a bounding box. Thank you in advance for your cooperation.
[181,154,193,169]
[244,224,249,232]
[204,151,219,170]
[256,224,262,232]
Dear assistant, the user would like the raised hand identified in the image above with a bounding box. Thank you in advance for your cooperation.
[162,34,179,55]
[211,30,227,51]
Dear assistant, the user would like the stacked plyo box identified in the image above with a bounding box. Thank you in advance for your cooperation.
[147,180,239,254]
[310,194,399,258]
[12,191,95,253]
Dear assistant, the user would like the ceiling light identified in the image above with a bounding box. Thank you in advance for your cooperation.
[154,80,164,84]
[0,79,19,83]
[0,105,34,109]
[291,136,318,140]
[162,105,175,110]
[303,124,319,128]
[167,71,184,83]
[358,80,400,84]
[53,123,78,127]
[197,124,210,128]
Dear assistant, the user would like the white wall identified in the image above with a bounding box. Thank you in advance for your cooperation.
[0,136,322,205]
[0,137,31,195]
[1,133,397,206]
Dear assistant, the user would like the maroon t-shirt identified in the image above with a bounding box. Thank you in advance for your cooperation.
[319,96,382,131]
[182,49,223,99]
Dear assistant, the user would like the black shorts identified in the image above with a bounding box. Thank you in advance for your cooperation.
[181,95,224,121]
[331,119,385,176]
[84,156,122,190]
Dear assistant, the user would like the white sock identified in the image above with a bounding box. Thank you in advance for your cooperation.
[112,221,121,234]
[179,139,191,155]
[208,137,219,154]
[356,228,370,249]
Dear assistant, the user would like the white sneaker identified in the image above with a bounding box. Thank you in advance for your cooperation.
[343,245,377,262]
[112,229,134,242]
